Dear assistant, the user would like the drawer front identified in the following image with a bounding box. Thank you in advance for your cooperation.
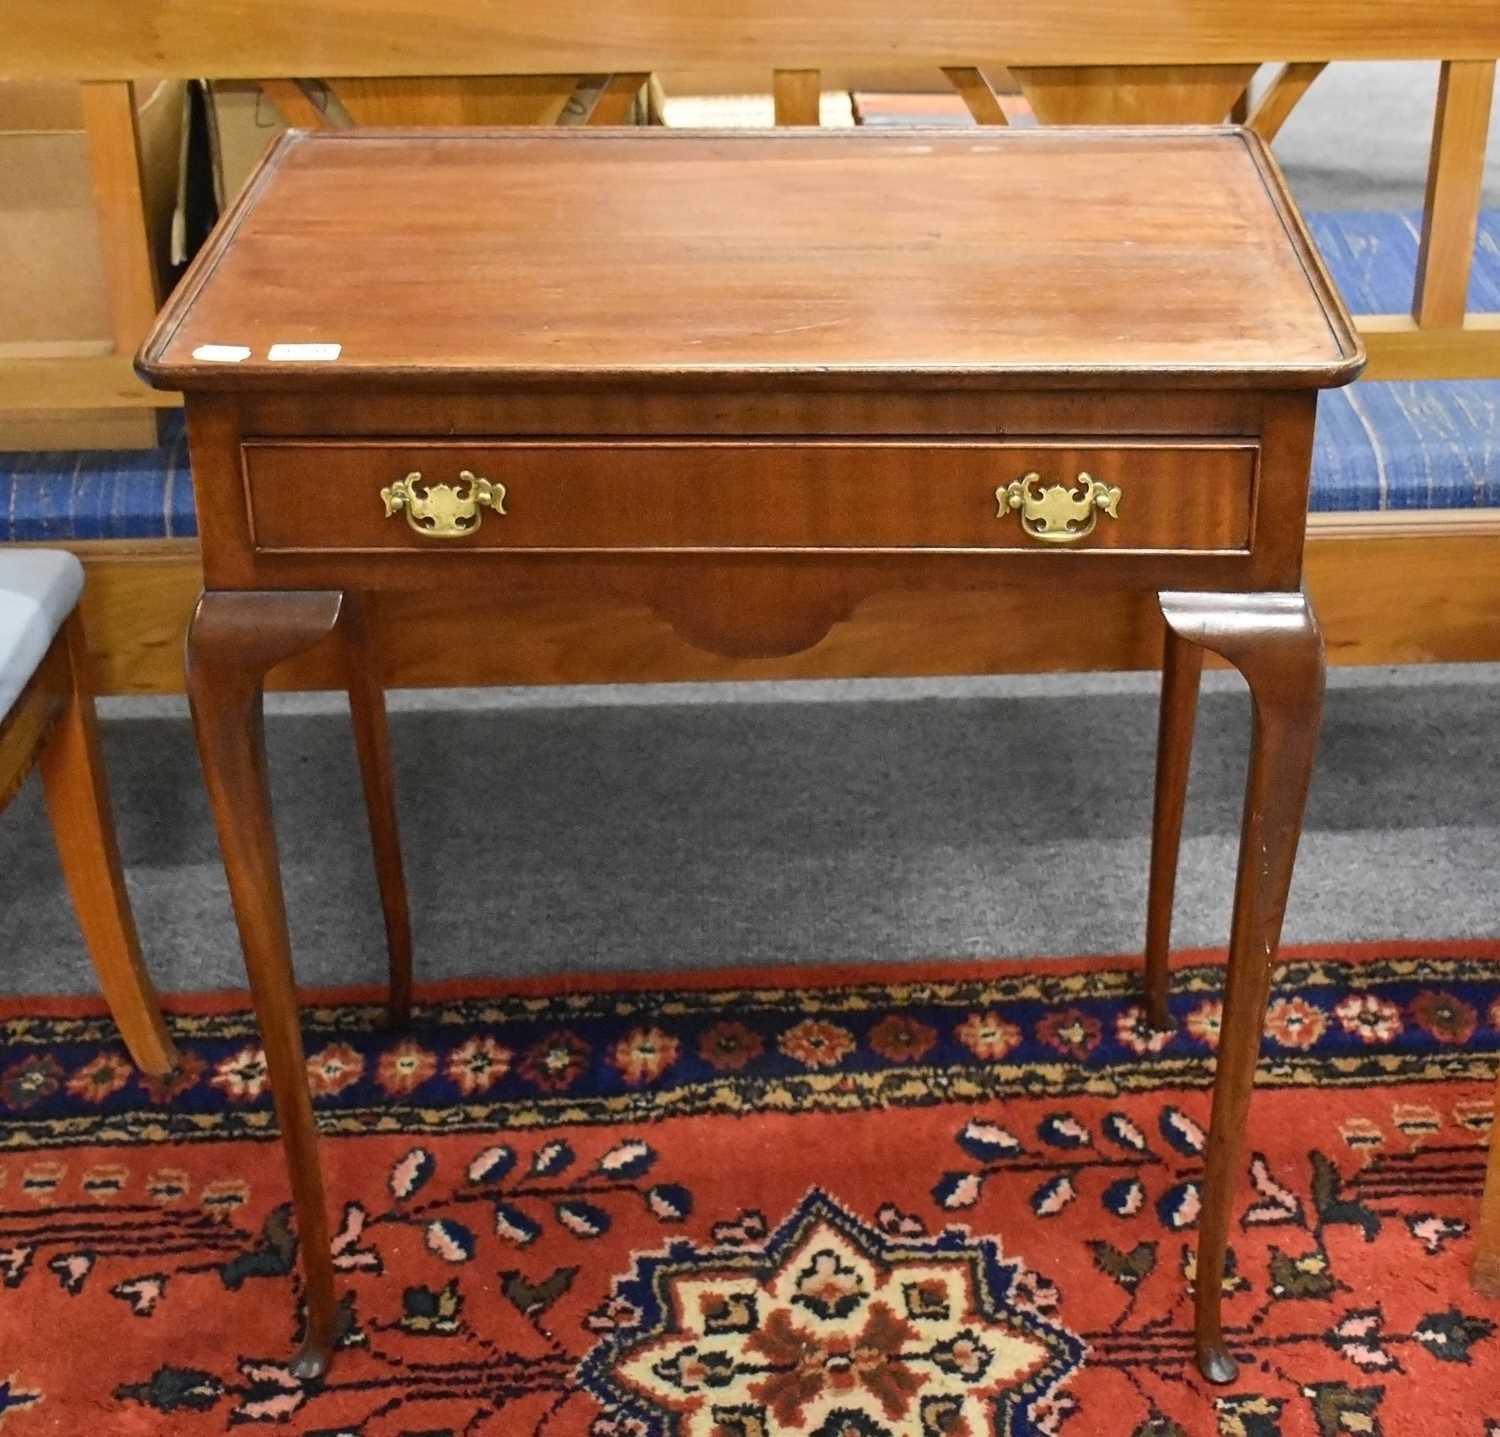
[242,440,1255,554]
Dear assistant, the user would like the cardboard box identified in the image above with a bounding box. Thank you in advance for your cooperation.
[0,79,184,447]
[207,80,340,203]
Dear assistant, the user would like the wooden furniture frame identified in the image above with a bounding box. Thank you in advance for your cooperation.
[6,7,1496,411]
[141,121,1358,1384]
[3,8,1498,685]
[0,608,177,1078]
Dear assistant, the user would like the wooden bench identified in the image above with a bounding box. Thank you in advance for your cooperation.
[3,2,1498,693]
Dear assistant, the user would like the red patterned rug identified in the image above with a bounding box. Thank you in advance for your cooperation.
[1,940,1498,1436]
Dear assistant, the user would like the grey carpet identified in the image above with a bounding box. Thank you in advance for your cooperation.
[1267,61,1500,210]
[2,665,1497,996]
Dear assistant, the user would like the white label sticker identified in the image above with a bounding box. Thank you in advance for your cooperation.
[191,344,251,363]
[267,342,342,362]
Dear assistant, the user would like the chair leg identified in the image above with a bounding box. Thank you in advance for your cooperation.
[340,591,412,1028]
[1159,590,1324,1387]
[1144,618,1204,1029]
[38,613,177,1077]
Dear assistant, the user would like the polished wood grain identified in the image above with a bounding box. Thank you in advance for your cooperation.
[331,75,576,127]
[50,513,1500,698]
[37,613,178,1075]
[236,386,1266,439]
[1010,64,1256,124]
[1143,621,1204,1028]
[1413,60,1498,330]
[586,73,651,125]
[0,324,1474,417]
[1244,392,1318,597]
[772,69,822,125]
[185,589,346,1380]
[0,617,177,1075]
[941,67,1008,125]
[242,440,1256,555]
[79,81,161,355]
[254,78,332,130]
[1247,61,1328,143]
[137,129,1360,393]
[0,355,180,412]
[15,0,1500,77]
[1158,590,1325,1384]
[339,590,412,1029]
[1361,313,1500,381]
[10,0,1497,452]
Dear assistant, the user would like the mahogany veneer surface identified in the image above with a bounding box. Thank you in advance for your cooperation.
[242,440,1256,553]
[140,127,1360,392]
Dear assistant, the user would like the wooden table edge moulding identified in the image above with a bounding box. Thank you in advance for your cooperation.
[137,124,1363,1386]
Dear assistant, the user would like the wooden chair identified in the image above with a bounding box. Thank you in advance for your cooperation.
[0,551,177,1076]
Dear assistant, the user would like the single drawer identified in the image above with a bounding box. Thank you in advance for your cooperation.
[242,439,1256,554]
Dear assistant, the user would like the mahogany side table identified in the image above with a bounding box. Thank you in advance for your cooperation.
[138,126,1363,1383]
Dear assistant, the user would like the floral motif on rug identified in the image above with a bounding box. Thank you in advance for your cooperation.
[0,941,1496,1435]
[576,1188,1082,1435]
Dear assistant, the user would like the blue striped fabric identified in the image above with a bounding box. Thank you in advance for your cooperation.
[1313,378,1500,511]
[1305,210,1500,316]
[1307,209,1500,511]
[0,210,1496,537]
[0,412,195,541]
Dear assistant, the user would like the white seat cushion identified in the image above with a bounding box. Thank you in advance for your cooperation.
[0,550,84,722]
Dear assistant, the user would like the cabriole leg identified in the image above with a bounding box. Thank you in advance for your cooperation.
[1158,590,1325,1386]
[185,588,344,1380]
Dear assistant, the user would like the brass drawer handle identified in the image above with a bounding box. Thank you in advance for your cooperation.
[995,471,1121,545]
[380,470,506,539]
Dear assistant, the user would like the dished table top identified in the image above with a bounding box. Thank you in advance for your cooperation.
[139,126,1362,393]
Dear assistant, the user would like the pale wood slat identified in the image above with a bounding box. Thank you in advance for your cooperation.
[586,72,650,124]
[1359,313,1500,380]
[1246,61,1327,141]
[1011,63,1258,124]
[0,356,180,411]
[1413,59,1497,329]
[773,68,822,125]
[13,1,1500,78]
[78,81,160,356]
[942,66,1009,125]
[255,78,333,128]
[332,75,577,126]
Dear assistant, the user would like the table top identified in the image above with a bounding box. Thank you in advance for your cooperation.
[139,126,1362,394]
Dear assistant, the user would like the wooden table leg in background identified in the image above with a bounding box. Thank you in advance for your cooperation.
[340,591,413,1028]
[1474,1075,1500,1295]
[1144,617,1205,1029]
[185,589,345,1380]
[1158,590,1325,1385]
